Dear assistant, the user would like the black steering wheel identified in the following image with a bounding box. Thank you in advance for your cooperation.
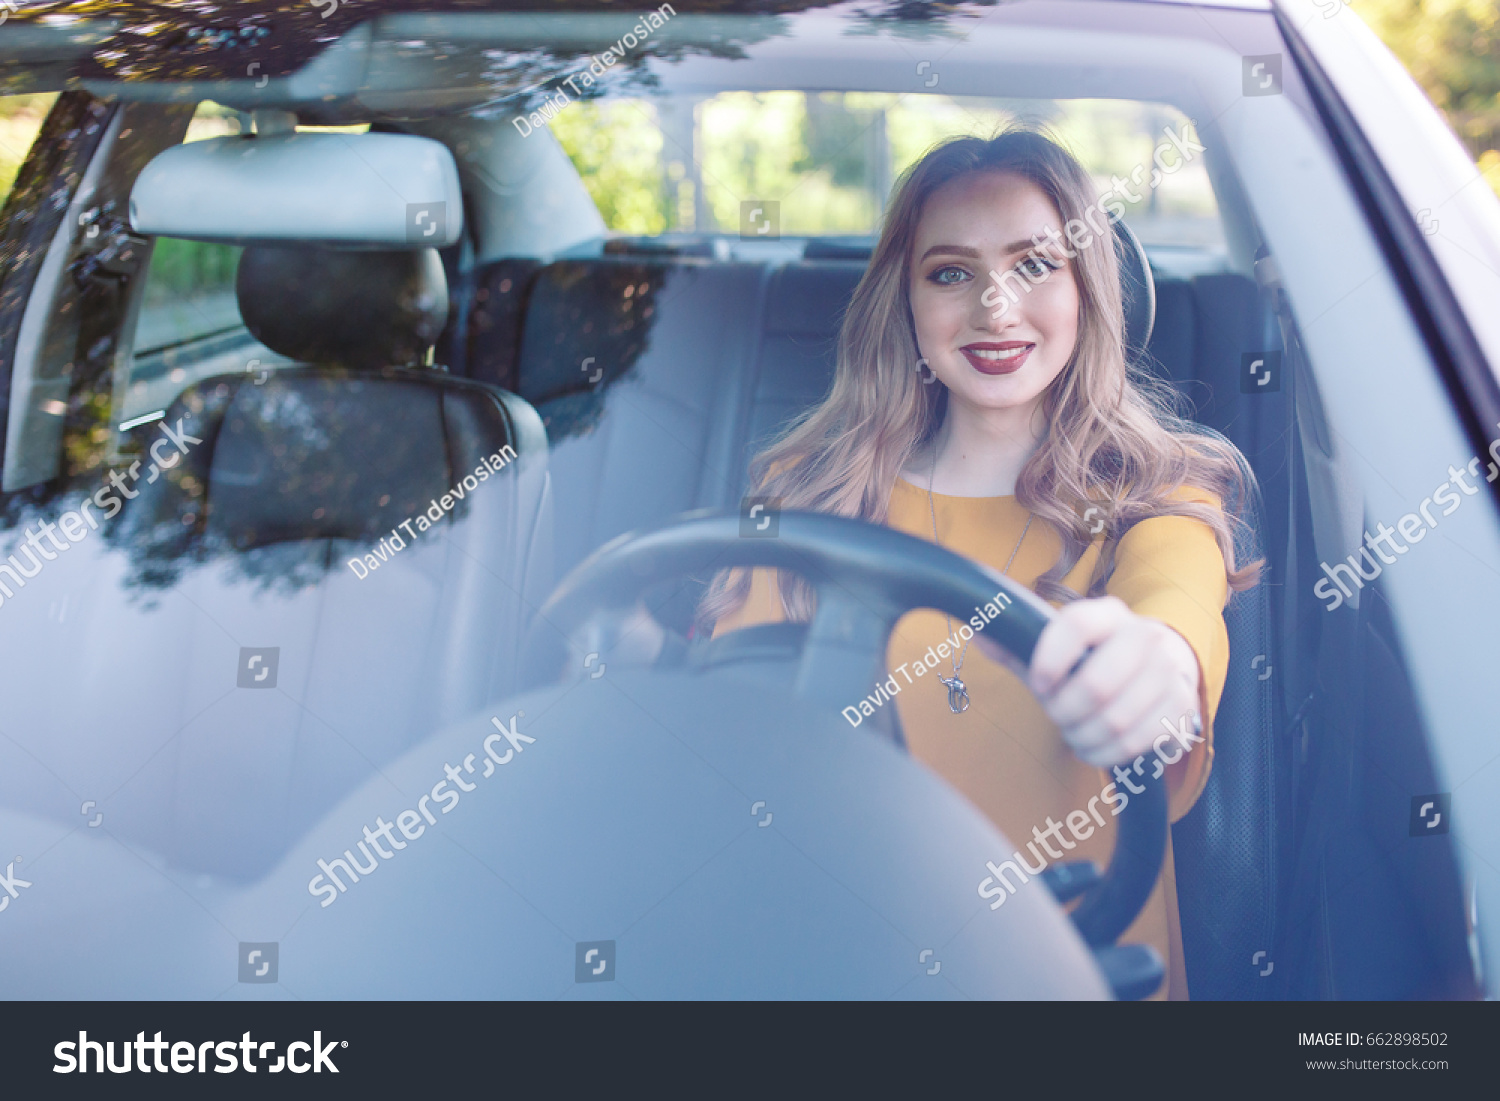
[522,509,1166,948]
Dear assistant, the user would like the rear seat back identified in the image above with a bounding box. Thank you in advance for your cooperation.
[1146,269,1290,569]
[735,261,863,487]
[466,256,861,579]
[514,258,770,578]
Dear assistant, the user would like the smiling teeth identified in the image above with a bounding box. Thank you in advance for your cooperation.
[970,347,1027,361]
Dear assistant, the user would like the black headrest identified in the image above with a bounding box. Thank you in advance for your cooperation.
[1114,219,1156,363]
[236,247,449,370]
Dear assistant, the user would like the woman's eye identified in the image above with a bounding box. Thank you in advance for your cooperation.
[1017,254,1062,278]
[928,265,971,286]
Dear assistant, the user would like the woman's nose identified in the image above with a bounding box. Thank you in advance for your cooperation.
[973,273,1022,332]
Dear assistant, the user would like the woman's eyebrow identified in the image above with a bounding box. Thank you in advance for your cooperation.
[918,244,980,261]
[918,239,1039,262]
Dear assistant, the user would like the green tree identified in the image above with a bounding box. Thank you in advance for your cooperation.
[1350,0,1500,191]
[0,93,58,204]
[551,100,671,234]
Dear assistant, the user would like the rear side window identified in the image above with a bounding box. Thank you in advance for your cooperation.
[130,103,246,357]
[132,237,243,354]
[123,231,254,428]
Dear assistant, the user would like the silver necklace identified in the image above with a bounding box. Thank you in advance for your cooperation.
[927,447,1033,714]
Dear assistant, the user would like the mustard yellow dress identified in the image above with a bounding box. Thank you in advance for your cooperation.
[711,479,1230,1000]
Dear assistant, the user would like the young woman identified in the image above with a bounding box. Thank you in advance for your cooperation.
[701,127,1260,1000]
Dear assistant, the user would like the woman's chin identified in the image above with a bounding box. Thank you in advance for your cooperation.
[946,377,1046,414]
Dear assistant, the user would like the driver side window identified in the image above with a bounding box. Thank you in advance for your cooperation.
[0,93,56,207]
[121,104,272,426]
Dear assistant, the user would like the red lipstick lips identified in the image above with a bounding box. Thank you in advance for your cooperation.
[960,341,1033,375]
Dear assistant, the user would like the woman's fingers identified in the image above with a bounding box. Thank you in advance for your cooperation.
[1027,595,1131,697]
[1040,625,1152,730]
[1055,660,1169,756]
[977,597,1204,771]
[1075,685,1189,769]
[1025,599,1204,770]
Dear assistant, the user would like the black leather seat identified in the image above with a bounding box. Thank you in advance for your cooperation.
[734,260,866,488]
[1137,258,1286,999]
[0,247,552,881]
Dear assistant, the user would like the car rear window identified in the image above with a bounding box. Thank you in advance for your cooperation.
[552,91,1225,252]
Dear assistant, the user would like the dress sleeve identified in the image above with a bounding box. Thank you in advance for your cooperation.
[1105,490,1230,822]
[709,567,791,636]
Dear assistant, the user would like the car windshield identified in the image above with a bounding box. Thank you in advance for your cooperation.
[0,0,1495,1012]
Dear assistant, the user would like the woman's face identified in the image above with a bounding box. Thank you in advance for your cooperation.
[908,170,1080,422]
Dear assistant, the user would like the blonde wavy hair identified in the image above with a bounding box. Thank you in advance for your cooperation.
[699,126,1261,626]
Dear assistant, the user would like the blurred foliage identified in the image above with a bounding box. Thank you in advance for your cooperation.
[550,100,671,234]
[140,237,241,303]
[1350,0,1500,193]
[799,93,883,188]
[700,92,873,233]
[0,94,58,204]
[554,91,1220,245]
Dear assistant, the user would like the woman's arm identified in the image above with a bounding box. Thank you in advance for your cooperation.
[975,501,1231,819]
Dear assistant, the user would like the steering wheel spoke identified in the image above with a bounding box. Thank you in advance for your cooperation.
[794,585,899,711]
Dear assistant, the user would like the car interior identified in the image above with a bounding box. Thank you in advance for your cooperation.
[0,4,1483,1000]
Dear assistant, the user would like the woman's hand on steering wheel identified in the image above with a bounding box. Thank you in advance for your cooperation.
[1014,596,1201,771]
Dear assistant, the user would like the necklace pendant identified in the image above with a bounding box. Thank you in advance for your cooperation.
[939,674,970,714]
